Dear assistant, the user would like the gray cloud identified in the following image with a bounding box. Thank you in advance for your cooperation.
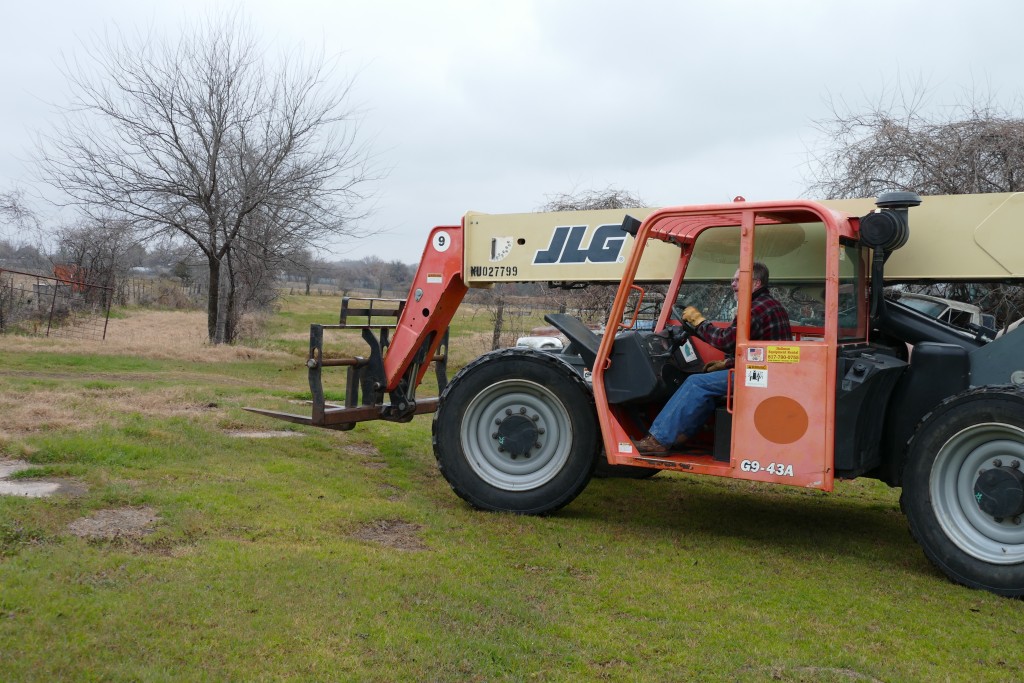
[2,0,1023,262]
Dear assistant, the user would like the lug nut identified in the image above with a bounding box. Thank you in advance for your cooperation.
[519,407,527,415]
[491,432,498,439]
[538,428,546,435]
[994,459,1003,468]
[1014,517,1022,525]
[531,414,539,422]
[534,442,541,449]
[1013,461,1021,469]
[505,408,513,416]
[495,418,502,425]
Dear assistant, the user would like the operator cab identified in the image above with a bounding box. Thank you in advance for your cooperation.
[588,200,879,490]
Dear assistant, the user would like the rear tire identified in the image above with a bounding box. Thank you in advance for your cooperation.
[902,386,1024,596]
[433,349,597,514]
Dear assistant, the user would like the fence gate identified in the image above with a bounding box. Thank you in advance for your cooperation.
[0,268,113,341]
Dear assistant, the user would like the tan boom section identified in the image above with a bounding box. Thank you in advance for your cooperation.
[462,192,1024,285]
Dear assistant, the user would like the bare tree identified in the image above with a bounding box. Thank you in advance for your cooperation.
[37,14,375,343]
[0,189,43,245]
[540,186,646,212]
[356,255,408,297]
[0,189,34,228]
[807,89,1024,328]
[53,217,140,303]
[808,90,1024,199]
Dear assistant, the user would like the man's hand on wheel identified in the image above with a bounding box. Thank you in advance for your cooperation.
[682,306,706,327]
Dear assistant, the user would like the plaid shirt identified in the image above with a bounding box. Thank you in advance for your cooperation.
[696,287,792,368]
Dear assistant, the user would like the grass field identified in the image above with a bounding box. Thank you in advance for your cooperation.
[1,298,1022,681]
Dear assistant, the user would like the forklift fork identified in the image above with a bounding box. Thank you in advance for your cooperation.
[245,296,449,430]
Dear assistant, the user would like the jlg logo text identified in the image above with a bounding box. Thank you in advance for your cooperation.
[532,225,626,265]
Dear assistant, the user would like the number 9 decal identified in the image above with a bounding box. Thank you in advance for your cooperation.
[433,231,451,252]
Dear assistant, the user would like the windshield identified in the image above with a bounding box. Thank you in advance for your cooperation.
[673,223,866,341]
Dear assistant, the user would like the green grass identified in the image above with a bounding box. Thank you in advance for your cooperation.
[0,302,1021,681]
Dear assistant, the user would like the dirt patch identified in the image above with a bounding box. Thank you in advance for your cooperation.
[350,519,427,551]
[379,484,403,501]
[347,442,380,457]
[740,666,883,682]
[67,506,160,540]
[348,443,387,469]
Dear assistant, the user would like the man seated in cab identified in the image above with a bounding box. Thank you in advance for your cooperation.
[635,261,792,453]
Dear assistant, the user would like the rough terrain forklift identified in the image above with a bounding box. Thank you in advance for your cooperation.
[249,191,1024,596]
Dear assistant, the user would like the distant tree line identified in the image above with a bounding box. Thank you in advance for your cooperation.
[0,223,418,307]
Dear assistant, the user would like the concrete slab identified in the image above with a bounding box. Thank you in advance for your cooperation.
[0,459,70,498]
[0,480,62,497]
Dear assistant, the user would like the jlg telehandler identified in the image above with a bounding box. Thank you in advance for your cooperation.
[248,191,1024,596]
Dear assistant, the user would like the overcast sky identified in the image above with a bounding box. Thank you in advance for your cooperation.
[3,0,1023,263]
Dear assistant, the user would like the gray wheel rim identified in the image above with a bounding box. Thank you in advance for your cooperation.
[461,378,573,491]
[930,422,1024,564]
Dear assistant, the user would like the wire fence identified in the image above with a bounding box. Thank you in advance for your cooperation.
[0,268,113,341]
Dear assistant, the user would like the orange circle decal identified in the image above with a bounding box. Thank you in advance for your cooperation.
[753,396,809,445]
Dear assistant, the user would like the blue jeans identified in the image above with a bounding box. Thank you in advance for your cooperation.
[649,370,729,445]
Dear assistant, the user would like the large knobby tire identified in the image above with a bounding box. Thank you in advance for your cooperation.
[432,349,597,514]
[902,386,1024,596]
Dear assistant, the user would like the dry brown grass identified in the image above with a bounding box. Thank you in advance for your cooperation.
[0,384,218,438]
[0,309,289,438]
[1,310,292,363]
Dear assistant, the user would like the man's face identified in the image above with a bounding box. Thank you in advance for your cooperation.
[732,269,762,298]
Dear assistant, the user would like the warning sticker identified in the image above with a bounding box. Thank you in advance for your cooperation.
[682,340,698,363]
[767,346,801,363]
[745,365,768,388]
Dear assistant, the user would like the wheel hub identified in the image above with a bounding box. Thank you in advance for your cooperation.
[494,413,539,458]
[974,465,1024,519]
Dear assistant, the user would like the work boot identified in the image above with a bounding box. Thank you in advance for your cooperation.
[634,435,670,454]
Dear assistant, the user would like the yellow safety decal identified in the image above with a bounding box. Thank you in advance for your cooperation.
[767,346,801,363]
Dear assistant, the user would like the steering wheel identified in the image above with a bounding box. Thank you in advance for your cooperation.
[659,315,692,349]
[659,307,706,372]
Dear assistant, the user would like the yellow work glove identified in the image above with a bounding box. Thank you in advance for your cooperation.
[703,360,728,373]
[682,306,706,327]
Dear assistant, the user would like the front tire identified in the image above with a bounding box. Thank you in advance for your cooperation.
[433,349,597,514]
[902,387,1024,596]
